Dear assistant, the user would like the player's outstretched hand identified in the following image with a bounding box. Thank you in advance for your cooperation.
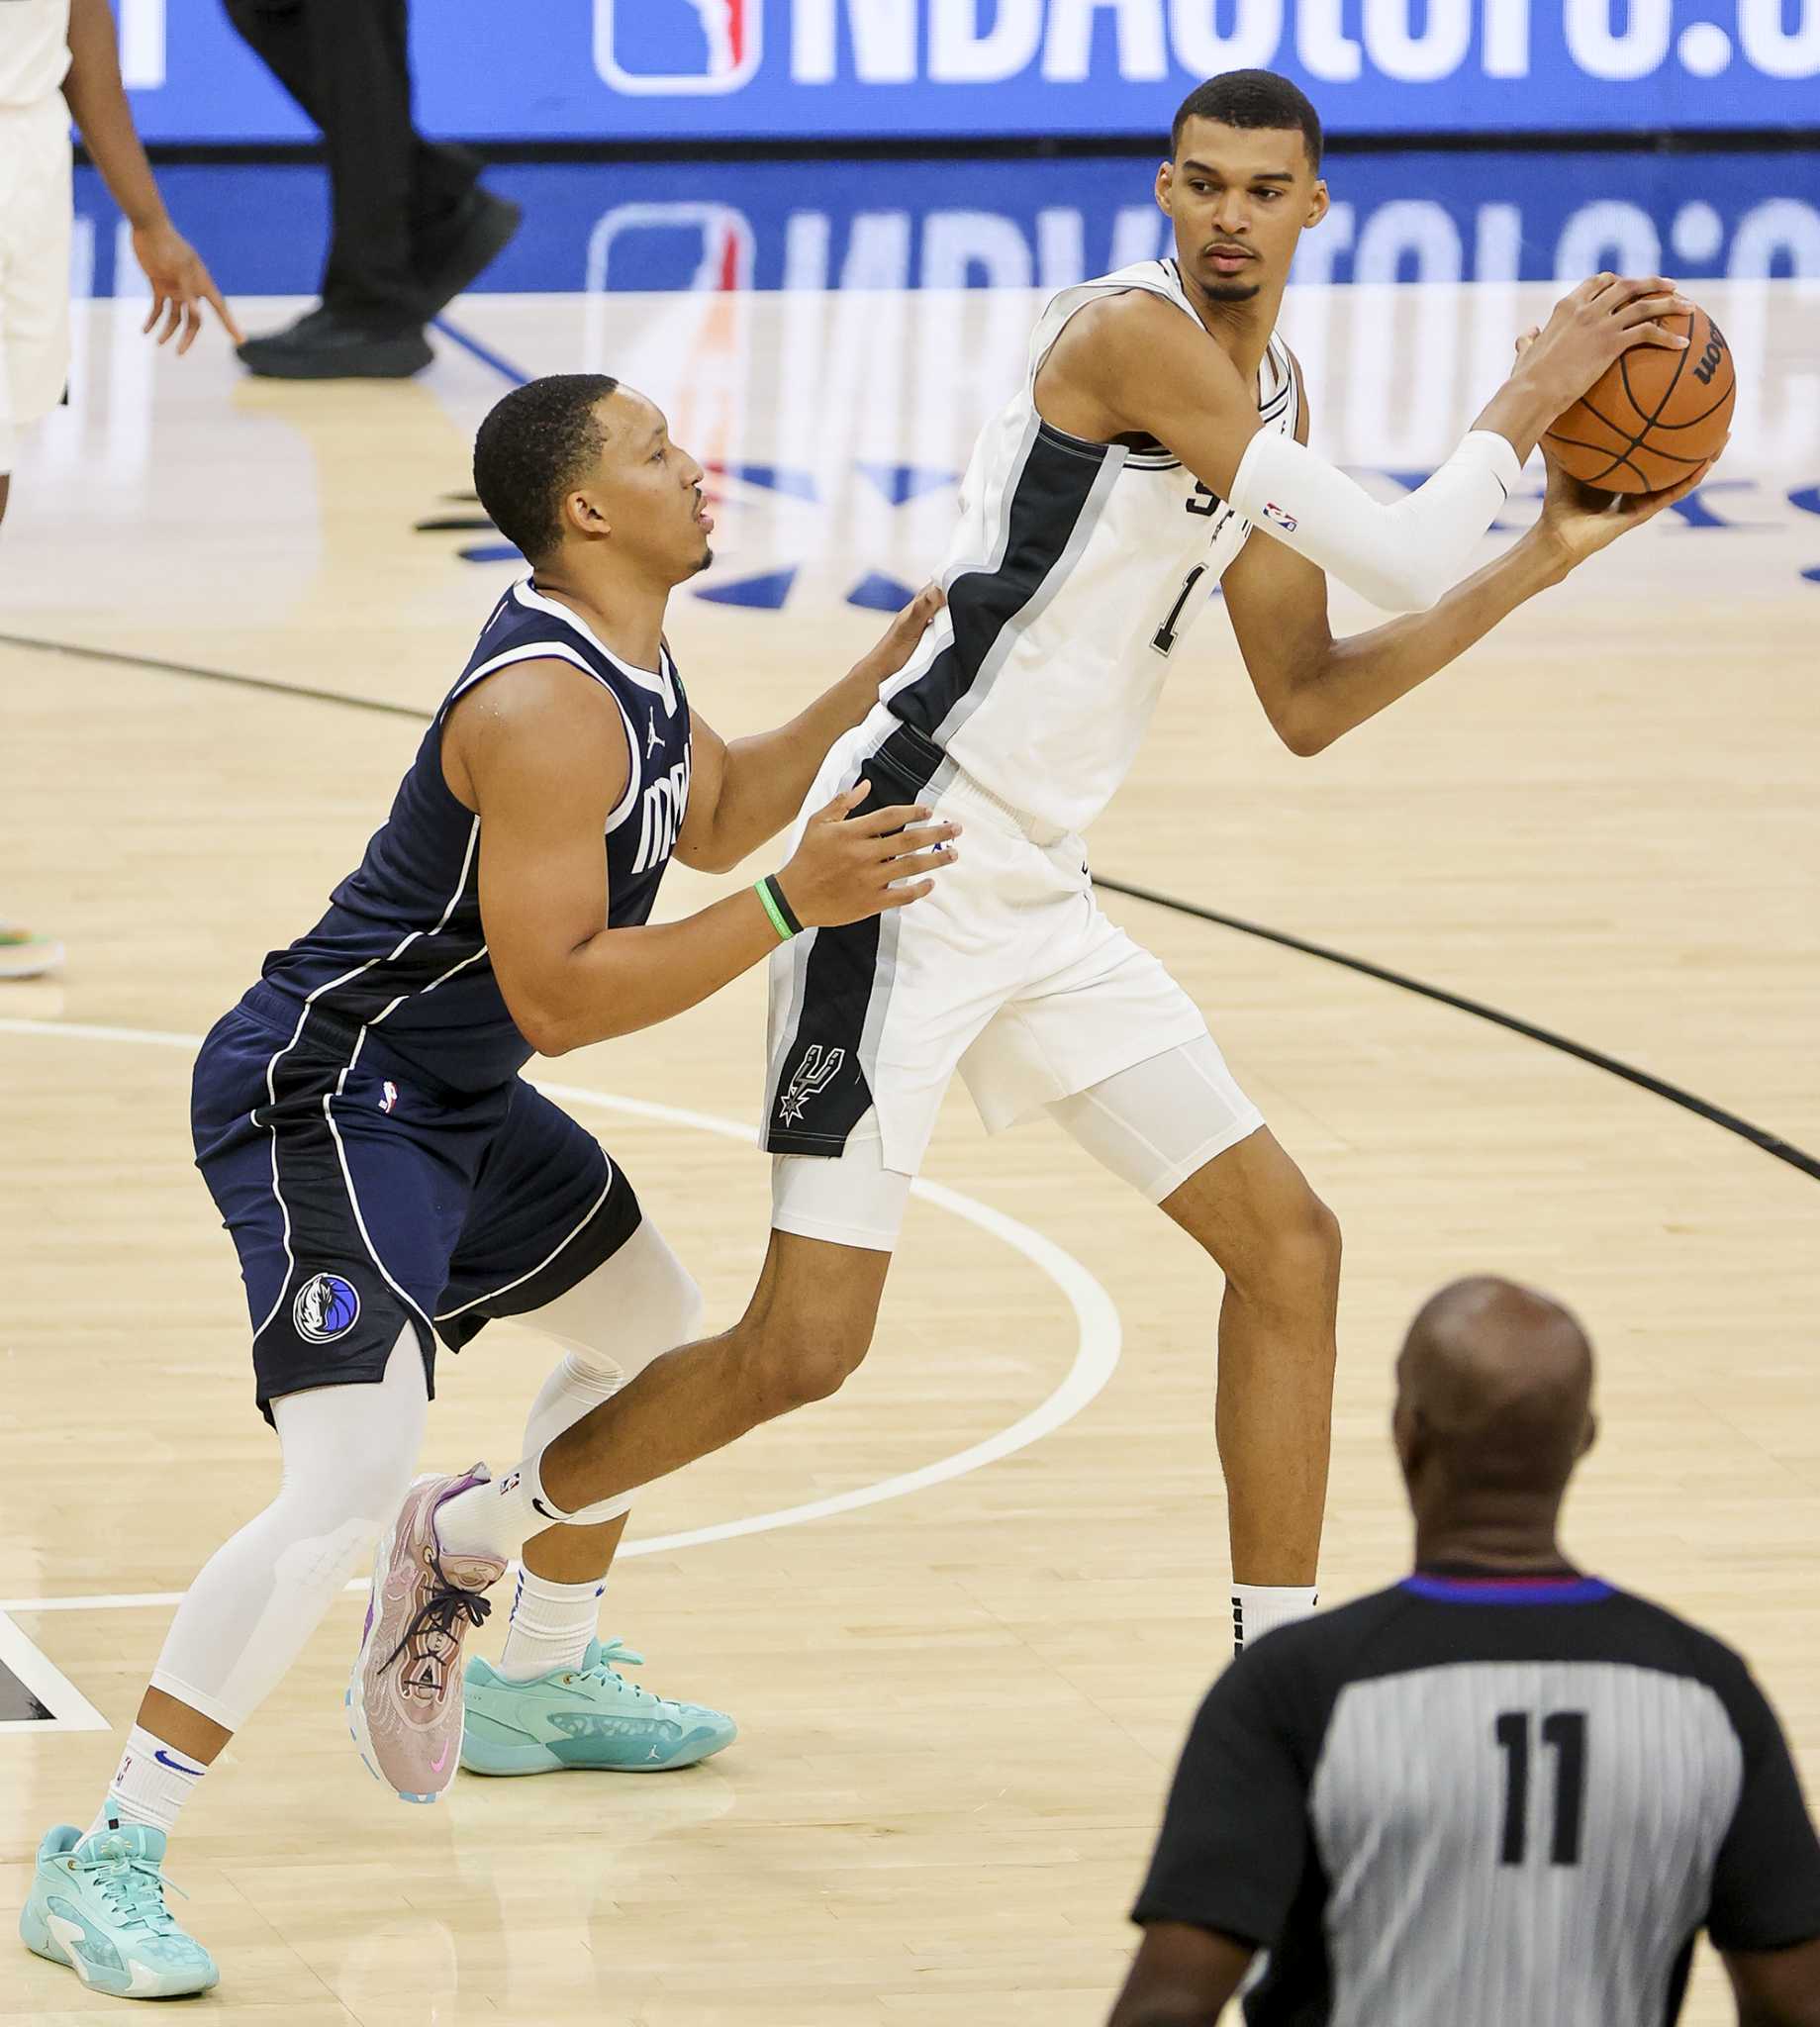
[854,582,946,686]
[1513,326,1723,573]
[1514,274,1691,411]
[776,782,961,927]
[132,220,245,354]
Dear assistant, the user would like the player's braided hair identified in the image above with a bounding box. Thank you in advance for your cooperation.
[473,373,622,565]
[1171,69,1323,170]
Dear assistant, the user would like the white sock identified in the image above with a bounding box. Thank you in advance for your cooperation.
[434,1449,575,1564]
[1231,1584,1319,1655]
[498,1569,606,1681]
[89,1726,208,1840]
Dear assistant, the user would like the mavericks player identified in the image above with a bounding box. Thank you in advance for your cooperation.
[377,69,1713,1734]
[19,374,955,1998]
[1113,1278,1820,2026]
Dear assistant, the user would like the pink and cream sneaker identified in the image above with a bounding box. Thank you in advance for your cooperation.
[347,1468,506,1802]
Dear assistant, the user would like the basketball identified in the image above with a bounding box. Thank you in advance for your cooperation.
[1543,305,1735,493]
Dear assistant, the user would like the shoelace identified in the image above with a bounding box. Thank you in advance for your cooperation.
[83,1849,189,1936]
[575,1638,661,1707]
[385,1583,493,1685]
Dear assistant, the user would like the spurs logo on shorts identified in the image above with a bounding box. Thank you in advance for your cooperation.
[777,1045,845,1127]
[292,1272,361,1344]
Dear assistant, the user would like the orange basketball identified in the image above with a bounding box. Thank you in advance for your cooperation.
[1543,305,1735,494]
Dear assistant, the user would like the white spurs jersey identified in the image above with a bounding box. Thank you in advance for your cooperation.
[0,0,69,104]
[878,257,1297,836]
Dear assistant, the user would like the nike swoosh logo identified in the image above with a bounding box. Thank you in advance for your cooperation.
[153,1749,205,1778]
[431,1745,449,1773]
[530,1497,558,1520]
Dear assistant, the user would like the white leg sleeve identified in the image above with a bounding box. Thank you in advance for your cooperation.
[148,1333,427,1734]
[1228,426,1523,614]
[1048,1035,1265,1206]
[514,1219,705,1525]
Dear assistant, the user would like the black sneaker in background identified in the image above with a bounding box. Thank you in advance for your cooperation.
[237,312,434,380]
[415,188,523,318]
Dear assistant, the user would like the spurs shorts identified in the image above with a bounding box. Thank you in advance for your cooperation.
[193,983,642,1422]
[0,93,72,471]
[763,709,1264,1248]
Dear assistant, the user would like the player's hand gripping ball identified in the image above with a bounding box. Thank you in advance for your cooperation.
[1544,303,1735,494]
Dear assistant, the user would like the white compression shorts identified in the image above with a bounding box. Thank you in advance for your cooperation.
[1228,426,1524,614]
[772,1033,1263,1253]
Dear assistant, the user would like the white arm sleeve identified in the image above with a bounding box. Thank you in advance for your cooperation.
[1227,428,1524,614]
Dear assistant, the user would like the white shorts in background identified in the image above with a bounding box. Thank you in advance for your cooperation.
[0,93,73,472]
[764,708,1264,1250]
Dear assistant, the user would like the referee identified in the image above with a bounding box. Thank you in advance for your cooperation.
[1111,1277,1820,2027]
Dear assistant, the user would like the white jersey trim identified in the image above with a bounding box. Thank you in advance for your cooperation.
[511,579,678,714]
[442,637,645,835]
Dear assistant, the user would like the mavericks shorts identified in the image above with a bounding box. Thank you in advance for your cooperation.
[193,984,642,1421]
[763,711,1265,1249]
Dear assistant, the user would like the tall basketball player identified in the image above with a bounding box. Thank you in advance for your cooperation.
[19,374,956,1998]
[368,72,1717,1785]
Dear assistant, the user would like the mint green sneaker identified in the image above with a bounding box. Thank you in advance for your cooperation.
[460,1638,736,1776]
[19,1824,218,1998]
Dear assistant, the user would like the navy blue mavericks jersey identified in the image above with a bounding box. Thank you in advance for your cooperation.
[256,579,692,1092]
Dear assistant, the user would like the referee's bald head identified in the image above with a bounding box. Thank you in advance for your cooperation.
[1393,1277,1597,1513]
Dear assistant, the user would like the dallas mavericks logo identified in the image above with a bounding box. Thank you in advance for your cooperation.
[596,0,760,95]
[293,1272,361,1345]
[777,1045,845,1127]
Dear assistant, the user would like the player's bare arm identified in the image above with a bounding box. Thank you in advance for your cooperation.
[1038,274,1691,615]
[446,660,958,1054]
[1225,354,1717,755]
[1726,1937,1820,2027]
[1105,1921,1254,2027]
[61,0,240,351]
[675,583,944,873]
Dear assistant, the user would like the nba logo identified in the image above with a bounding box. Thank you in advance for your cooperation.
[588,203,756,293]
[596,0,762,96]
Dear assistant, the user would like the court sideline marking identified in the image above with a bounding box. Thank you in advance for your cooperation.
[1,624,1814,1182]
[0,1613,110,1732]
[0,1016,1122,1617]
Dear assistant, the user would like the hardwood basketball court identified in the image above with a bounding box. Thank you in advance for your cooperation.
[1,269,1816,2023]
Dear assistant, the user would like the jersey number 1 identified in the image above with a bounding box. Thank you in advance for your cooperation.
[1153,566,1206,657]
[1494,1709,1587,1867]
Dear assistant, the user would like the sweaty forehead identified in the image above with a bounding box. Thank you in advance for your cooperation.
[1175,119,1312,177]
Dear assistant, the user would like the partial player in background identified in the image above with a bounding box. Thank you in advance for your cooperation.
[0,0,239,981]
[409,71,1716,1676]
[1110,1277,1820,2027]
[0,0,239,520]
[16,374,955,2000]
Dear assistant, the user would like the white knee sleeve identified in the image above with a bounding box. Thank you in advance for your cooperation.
[149,1333,427,1733]
[515,1220,705,1525]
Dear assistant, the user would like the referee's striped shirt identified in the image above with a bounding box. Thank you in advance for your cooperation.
[1134,1571,1820,2025]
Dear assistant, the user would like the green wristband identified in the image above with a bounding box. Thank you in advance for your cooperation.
[755,877,796,943]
